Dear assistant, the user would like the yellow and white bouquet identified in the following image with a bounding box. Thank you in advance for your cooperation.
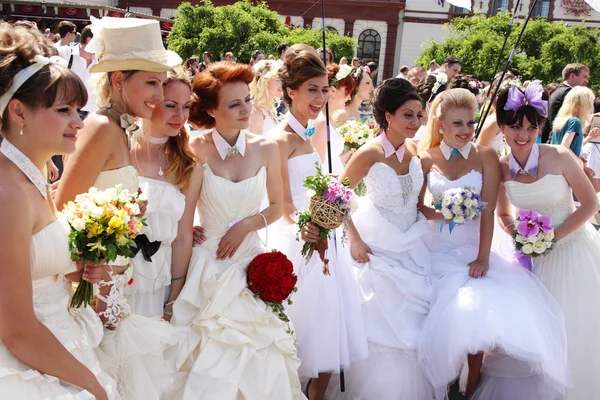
[338,120,379,152]
[62,184,147,308]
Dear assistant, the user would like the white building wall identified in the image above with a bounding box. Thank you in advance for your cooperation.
[160,8,177,19]
[398,22,447,67]
[353,19,387,84]
[311,17,345,36]
[128,6,152,15]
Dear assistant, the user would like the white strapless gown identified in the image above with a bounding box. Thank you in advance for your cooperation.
[171,164,304,400]
[505,174,600,400]
[419,170,569,400]
[126,177,186,318]
[93,166,175,400]
[327,158,434,400]
[0,216,118,399]
[272,153,368,378]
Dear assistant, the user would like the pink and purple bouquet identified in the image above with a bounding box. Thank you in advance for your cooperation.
[513,209,554,270]
[295,163,358,273]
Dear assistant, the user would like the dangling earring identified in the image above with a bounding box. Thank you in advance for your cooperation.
[19,124,24,135]
[178,131,182,137]
[439,127,445,134]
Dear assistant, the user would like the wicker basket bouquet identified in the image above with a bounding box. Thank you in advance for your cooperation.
[295,163,357,272]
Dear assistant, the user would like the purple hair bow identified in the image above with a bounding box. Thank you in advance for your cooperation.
[504,81,548,118]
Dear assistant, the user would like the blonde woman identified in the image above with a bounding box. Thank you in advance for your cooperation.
[417,88,568,399]
[551,86,595,156]
[248,59,282,136]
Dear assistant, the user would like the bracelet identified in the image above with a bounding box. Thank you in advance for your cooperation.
[164,300,175,308]
[171,275,187,281]
[163,309,173,316]
[503,223,515,233]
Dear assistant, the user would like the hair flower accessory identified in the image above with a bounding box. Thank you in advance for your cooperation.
[468,79,483,90]
[504,80,548,117]
[432,72,448,96]
[352,65,370,81]
[330,64,353,88]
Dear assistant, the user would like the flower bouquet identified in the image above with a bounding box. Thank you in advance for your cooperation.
[512,209,554,271]
[295,163,357,273]
[62,184,147,308]
[337,120,378,196]
[434,187,486,233]
[247,250,298,335]
[338,120,378,152]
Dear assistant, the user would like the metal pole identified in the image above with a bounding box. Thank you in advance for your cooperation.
[477,0,538,136]
[320,0,345,393]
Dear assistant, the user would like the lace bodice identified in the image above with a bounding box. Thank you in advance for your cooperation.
[504,174,575,228]
[288,153,322,210]
[427,169,484,247]
[363,157,423,232]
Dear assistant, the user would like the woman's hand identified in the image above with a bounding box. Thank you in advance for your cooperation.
[216,221,249,260]
[468,259,489,278]
[351,238,372,263]
[300,222,321,243]
[88,381,109,400]
[192,225,206,246]
[46,159,59,182]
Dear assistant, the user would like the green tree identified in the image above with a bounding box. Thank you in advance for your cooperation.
[283,27,356,63]
[167,0,356,64]
[416,12,600,88]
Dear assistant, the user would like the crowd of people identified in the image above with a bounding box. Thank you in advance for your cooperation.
[1,13,600,400]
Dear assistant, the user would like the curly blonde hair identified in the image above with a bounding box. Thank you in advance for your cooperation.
[249,59,281,114]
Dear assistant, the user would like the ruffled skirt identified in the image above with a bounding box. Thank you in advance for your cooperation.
[170,238,305,400]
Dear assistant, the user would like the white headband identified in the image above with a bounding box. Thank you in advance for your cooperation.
[0,55,68,116]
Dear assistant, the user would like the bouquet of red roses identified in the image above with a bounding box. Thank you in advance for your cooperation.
[247,250,298,335]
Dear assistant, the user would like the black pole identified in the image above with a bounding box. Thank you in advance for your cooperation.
[321,0,333,175]
[477,0,521,116]
[477,0,538,136]
[321,0,345,393]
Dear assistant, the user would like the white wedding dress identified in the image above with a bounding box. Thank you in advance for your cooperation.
[328,158,434,400]
[170,164,304,400]
[0,216,118,399]
[272,153,368,378]
[92,166,175,400]
[419,169,569,400]
[125,177,186,317]
[505,174,600,400]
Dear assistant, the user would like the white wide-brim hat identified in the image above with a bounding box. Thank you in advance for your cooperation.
[87,16,182,73]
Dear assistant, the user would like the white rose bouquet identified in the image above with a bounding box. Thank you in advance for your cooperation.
[434,187,486,233]
[62,184,147,307]
[337,120,378,152]
[512,209,554,270]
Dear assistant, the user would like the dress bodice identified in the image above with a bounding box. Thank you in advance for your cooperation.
[427,169,484,247]
[262,111,278,136]
[93,165,139,193]
[504,174,575,228]
[30,217,75,281]
[197,164,266,258]
[288,152,322,209]
[138,177,186,243]
[363,157,423,232]
[325,124,345,176]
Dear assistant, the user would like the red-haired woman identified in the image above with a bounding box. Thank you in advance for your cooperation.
[127,66,201,320]
[169,62,304,399]
[312,63,356,174]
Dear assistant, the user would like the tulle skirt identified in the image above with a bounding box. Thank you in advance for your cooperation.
[419,224,569,400]
[275,220,368,378]
[532,223,600,400]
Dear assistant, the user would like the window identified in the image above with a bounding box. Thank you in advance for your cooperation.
[357,29,381,63]
[454,6,470,14]
[491,0,510,14]
[532,0,551,18]
[326,26,338,34]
